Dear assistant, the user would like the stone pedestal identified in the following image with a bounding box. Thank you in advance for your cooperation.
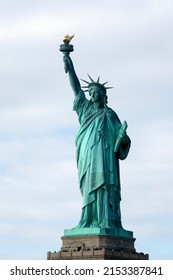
[47,232,149,260]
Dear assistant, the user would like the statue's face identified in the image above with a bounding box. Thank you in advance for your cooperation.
[89,87,104,104]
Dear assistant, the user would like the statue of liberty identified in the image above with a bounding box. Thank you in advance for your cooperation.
[60,36,131,234]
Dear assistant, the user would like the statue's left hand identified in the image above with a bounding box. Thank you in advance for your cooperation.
[121,134,131,145]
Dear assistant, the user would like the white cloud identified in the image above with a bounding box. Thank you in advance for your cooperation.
[0,0,173,260]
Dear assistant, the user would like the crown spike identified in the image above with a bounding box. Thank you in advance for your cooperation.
[102,81,109,86]
[97,76,100,83]
[80,78,90,84]
[87,74,94,82]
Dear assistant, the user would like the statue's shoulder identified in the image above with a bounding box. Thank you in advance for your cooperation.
[106,107,121,123]
[74,90,88,106]
[107,107,118,116]
[73,90,91,118]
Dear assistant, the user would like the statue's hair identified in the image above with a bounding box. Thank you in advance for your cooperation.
[103,94,108,105]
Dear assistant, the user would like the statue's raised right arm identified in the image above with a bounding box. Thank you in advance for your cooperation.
[63,55,81,97]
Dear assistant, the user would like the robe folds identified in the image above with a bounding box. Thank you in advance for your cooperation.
[73,91,130,229]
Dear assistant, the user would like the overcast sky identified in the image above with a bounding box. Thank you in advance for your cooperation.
[0,0,173,260]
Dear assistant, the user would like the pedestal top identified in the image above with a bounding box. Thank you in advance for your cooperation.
[64,227,133,238]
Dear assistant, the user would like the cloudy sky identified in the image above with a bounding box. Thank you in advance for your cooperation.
[0,0,173,260]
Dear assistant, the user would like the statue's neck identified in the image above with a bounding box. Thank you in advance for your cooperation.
[93,102,105,110]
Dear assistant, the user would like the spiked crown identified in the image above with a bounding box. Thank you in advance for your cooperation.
[81,75,113,96]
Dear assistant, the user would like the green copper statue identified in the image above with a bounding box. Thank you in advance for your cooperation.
[60,35,131,234]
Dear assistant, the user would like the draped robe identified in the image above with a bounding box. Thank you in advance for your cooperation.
[73,91,130,229]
